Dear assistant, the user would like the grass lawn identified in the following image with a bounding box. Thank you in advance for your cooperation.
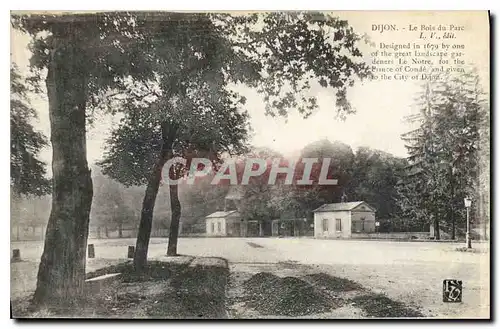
[12,257,229,319]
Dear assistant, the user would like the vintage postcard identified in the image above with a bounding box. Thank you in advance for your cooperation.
[10,11,490,319]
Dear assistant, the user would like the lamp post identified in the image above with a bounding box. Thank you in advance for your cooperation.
[464,197,472,249]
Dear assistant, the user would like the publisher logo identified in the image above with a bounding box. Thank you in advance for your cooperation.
[443,279,462,303]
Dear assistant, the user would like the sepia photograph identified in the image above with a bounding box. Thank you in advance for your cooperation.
[9,10,490,319]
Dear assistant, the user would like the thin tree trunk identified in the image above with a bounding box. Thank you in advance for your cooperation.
[166,184,181,256]
[450,166,455,240]
[33,41,93,307]
[451,213,455,240]
[134,120,177,270]
[434,217,441,240]
[118,223,123,238]
[446,205,454,240]
[484,218,488,240]
[133,159,165,270]
[104,225,109,238]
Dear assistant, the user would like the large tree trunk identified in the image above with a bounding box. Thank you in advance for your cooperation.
[32,41,93,307]
[134,121,177,270]
[166,184,181,256]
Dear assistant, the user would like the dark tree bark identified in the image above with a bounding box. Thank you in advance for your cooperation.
[450,181,455,240]
[32,40,93,307]
[484,219,488,240]
[447,164,455,240]
[166,183,181,256]
[134,120,177,270]
[434,217,441,240]
[450,208,455,240]
[118,223,123,238]
[133,156,167,270]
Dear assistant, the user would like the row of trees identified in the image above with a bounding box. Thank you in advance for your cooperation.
[218,142,407,228]
[11,163,227,241]
[12,11,372,307]
[13,69,487,243]
[91,166,230,237]
[397,70,488,239]
[12,139,410,241]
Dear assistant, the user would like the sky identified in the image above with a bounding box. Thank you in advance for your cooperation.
[10,11,489,170]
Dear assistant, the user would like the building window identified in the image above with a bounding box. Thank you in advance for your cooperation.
[361,218,365,232]
[211,222,215,233]
[322,218,328,232]
[336,218,342,232]
[217,222,222,233]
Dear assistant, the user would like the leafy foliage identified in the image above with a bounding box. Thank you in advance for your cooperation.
[93,11,372,182]
[349,147,407,221]
[13,12,158,99]
[13,10,372,200]
[98,80,250,185]
[14,11,371,117]
[266,140,355,220]
[10,64,50,196]
[233,147,284,222]
[218,12,372,118]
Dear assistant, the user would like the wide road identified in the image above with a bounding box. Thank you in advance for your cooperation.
[11,237,490,318]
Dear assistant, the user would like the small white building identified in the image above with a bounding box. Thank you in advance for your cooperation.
[205,210,243,236]
[313,201,376,238]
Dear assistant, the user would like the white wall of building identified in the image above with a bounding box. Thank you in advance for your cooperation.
[314,211,351,238]
[206,217,227,236]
